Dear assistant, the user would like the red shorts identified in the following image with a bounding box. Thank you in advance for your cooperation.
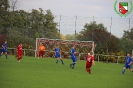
[86,62,92,68]
[17,51,23,57]
[39,51,44,56]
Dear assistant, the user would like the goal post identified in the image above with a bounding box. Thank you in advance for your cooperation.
[35,38,94,60]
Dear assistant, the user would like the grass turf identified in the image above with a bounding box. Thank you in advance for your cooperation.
[0,55,133,88]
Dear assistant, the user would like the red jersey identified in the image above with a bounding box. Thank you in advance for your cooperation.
[86,55,94,64]
[17,45,23,52]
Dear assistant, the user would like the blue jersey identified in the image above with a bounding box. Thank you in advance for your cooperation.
[2,43,7,50]
[71,48,75,57]
[55,48,60,55]
[71,48,76,62]
[55,48,60,58]
[2,43,7,52]
[125,56,132,65]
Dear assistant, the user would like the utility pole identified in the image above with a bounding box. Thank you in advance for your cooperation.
[127,18,130,53]
[58,22,60,38]
[92,32,94,41]
[75,16,77,40]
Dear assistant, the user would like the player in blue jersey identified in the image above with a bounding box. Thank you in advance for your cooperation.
[122,53,133,74]
[54,46,64,64]
[0,41,8,59]
[70,46,77,69]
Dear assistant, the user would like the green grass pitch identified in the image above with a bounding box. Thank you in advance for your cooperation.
[0,55,133,88]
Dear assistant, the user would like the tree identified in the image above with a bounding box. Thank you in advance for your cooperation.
[121,28,133,53]
[123,28,133,40]
[43,10,59,39]
[0,0,10,11]
[0,0,10,34]
[60,34,66,40]
[0,34,7,46]
[9,0,19,11]
[65,34,76,40]
[77,21,120,54]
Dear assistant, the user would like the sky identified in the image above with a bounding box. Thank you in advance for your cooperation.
[18,0,133,38]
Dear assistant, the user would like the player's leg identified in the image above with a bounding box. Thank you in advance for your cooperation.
[70,57,73,68]
[19,53,23,61]
[59,56,64,64]
[88,66,91,74]
[0,48,5,57]
[41,51,44,58]
[0,52,3,57]
[38,51,41,59]
[70,57,76,68]
[130,68,133,72]
[71,59,76,69]
[55,54,59,64]
[129,65,133,72]
[56,58,59,64]
[17,52,21,62]
[122,66,126,74]
[86,64,89,73]
[5,52,8,59]
[18,55,23,62]
[86,68,91,74]
[17,54,20,62]
[40,51,43,58]
[86,64,91,74]
[38,51,40,59]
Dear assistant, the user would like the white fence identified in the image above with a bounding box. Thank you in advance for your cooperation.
[0,48,126,64]
[0,48,34,56]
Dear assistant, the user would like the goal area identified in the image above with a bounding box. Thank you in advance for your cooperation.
[35,38,94,60]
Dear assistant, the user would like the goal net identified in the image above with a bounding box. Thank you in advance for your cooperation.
[35,38,94,60]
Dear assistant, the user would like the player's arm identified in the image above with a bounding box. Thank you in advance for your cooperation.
[92,60,96,65]
[128,58,132,65]
[91,45,94,56]
[54,51,56,54]
[44,46,46,51]
[74,52,78,54]
[39,46,41,51]
[128,61,132,65]
[54,48,56,54]
[16,47,18,52]
[59,49,61,54]
[91,44,96,56]
[2,45,4,49]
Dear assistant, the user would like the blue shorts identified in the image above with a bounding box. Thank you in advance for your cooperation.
[71,56,77,62]
[2,49,7,53]
[55,54,61,58]
[124,65,132,69]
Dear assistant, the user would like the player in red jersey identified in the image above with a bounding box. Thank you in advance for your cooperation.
[86,52,95,74]
[86,44,96,74]
[16,43,23,62]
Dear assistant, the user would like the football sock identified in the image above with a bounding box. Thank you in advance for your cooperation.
[60,60,64,64]
[5,54,8,59]
[89,69,91,74]
[86,68,89,73]
[17,57,19,61]
[122,70,125,74]
[56,60,58,64]
[72,62,75,67]
[0,54,1,57]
